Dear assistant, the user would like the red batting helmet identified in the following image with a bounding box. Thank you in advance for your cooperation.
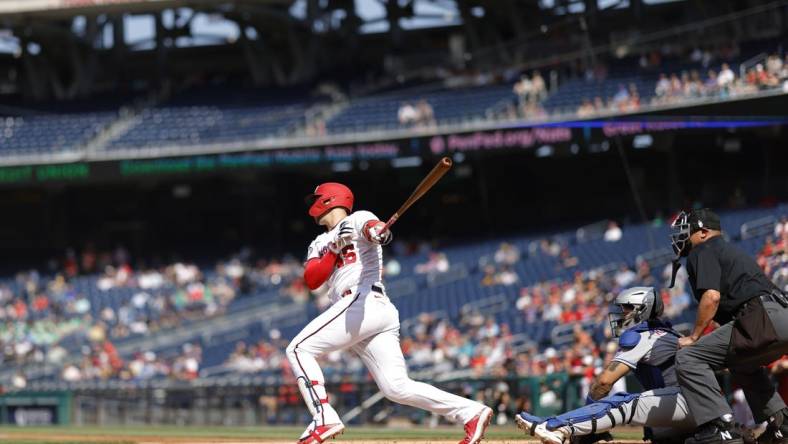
[306,182,354,219]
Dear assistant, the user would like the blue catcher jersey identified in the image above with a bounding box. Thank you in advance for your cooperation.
[613,321,681,391]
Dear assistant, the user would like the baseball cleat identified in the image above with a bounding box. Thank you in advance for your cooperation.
[459,406,493,444]
[763,427,788,444]
[297,423,345,444]
[535,422,570,444]
[759,409,788,444]
[684,419,744,444]
[516,412,544,437]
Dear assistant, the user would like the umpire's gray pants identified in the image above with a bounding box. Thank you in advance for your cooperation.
[675,301,788,426]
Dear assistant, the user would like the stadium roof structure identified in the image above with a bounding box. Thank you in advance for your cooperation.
[0,0,779,101]
[0,0,180,17]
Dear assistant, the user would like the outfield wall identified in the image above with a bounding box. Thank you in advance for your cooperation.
[0,372,737,426]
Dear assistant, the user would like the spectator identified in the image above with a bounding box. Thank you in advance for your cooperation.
[531,71,547,101]
[753,64,779,89]
[415,252,450,275]
[614,265,637,288]
[626,83,640,111]
[782,54,788,80]
[478,317,500,340]
[497,266,519,286]
[686,70,703,97]
[704,70,719,96]
[717,63,735,93]
[612,84,630,110]
[679,72,692,97]
[539,238,562,257]
[521,100,547,119]
[576,98,595,117]
[669,73,683,98]
[593,96,606,113]
[494,243,520,266]
[481,265,497,286]
[776,216,787,238]
[603,221,623,242]
[655,73,671,99]
[415,99,436,127]
[635,261,655,287]
[398,102,418,126]
[516,287,533,312]
[560,247,579,269]
[767,54,783,78]
[513,75,533,104]
[305,118,327,137]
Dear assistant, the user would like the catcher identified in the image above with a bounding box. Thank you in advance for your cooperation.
[516,286,698,444]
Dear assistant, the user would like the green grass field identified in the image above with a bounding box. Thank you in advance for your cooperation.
[0,424,646,444]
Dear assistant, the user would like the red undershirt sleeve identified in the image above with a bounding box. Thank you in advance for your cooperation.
[303,252,338,290]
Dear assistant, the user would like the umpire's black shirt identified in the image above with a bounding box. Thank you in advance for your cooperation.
[686,235,778,324]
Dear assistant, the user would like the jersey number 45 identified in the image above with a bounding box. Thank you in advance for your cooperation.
[337,245,357,268]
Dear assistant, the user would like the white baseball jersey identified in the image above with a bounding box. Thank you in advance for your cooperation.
[306,210,383,304]
[288,211,488,430]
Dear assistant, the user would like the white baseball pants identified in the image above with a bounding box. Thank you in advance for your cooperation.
[285,285,483,425]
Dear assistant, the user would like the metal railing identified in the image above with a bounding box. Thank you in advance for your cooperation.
[575,220,610,243]
[635,246,675,269]
[741,215,777,240]
[740,52,769,80]
[460,293,509,317]
[9,374,587,426]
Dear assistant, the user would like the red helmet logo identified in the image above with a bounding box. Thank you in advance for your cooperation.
[306,182,354,219]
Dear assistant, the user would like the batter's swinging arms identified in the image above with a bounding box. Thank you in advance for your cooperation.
[285,182,492,444]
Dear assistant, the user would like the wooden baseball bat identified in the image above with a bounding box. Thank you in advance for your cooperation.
[382,157,453,231]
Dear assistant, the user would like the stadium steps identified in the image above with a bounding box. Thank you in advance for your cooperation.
[85,90,167,155]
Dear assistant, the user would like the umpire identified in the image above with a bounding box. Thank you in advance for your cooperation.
[669,208,788,444]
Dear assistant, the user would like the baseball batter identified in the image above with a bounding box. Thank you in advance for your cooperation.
[516,287,697,444]
[285,182,492,444]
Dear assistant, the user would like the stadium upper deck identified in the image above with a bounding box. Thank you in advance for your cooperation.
[0,50,786,164]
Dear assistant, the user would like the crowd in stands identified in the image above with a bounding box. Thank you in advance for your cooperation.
[503,74,549,121]
[415,252,451,276]
[758,216,788,291]
[513,72,548,105]
[224,334,288,375]
[326,45,787,129]
[60,342,202,383]
[652,55,788,105]
[0,246,306,385]
[1,211,787,400]
[570,50,787,119]
[576,84,642,117]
